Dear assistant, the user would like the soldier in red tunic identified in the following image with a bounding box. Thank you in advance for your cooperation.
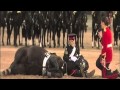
[96,16,120,79]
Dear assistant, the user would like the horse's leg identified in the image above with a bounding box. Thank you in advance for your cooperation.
[80,30,82,47]
[41,28,44,47]
[17,25,20,46]
[54,31,56,48]
[53,27,56,48]
[94,29,98,48]
[67,26,70,44]
[14,25,18,47]
[67,29,68,45]
[39,26,42,47]
[97,37,100,49]
[43,28,46,47]
[32,28,35,46]
[7,24,10,45]
[47,26,49,46]
[10,24,14,45]
[25,26,28,46]
[57,28,61,48]
[81,30,84,49]
[49,27,51,48]
[2,26,5,46]
[28,26,32,46]
[92,23,94,48]
[63,28,66,48]
[77,26,80,48]
[116,31,119,46]
[36,27,39,45]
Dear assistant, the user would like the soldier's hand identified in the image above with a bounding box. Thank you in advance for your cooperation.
[71,43,75,47]
[101,53,106,59]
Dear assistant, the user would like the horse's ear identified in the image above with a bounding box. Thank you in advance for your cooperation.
[80,55,84,59]
[50,53,56,55]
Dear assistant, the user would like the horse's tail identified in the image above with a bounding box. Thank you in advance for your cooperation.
[0,68,11,76]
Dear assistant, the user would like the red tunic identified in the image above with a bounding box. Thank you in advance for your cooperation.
[101,27,113,63]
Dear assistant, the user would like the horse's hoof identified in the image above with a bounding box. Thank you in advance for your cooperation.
[57,45,60,48]
[25,43,27,46]
[97,47,100,49]
[44,45,46,47]
[2,43,4,46]
[82,46,84,49]
[14,44,18,47]
[19,43,22,46]
[63,44,65,48]
[49,45,51,48]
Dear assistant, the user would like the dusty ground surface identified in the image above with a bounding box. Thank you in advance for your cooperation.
[0,15,120,79]
[0,46,119,79]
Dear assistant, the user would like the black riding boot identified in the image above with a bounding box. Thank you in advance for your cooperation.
[113,69,120,77]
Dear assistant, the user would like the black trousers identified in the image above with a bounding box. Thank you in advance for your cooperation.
[96,55,110,71]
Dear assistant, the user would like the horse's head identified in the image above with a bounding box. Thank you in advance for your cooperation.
[75,55,89,71]
[46,53,64,72]
[45,54,64,78]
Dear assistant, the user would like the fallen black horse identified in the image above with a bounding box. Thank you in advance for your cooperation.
[0,46,64,78]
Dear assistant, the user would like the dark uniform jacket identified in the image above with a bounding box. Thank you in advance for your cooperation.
[63,44,80,62]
